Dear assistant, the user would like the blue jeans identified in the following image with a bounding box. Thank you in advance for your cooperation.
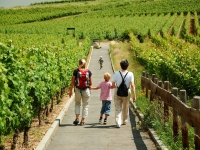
[100,100,111,115]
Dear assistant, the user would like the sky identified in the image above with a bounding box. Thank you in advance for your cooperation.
[0,0,53,8]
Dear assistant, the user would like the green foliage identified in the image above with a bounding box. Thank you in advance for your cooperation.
[172,12,184,37]
[0,0,200,41]
[130,33,200,97]
[1,0,200,148]
[143,101,195,150]
[0,36,91,144]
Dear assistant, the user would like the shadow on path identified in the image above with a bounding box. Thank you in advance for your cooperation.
[129,109,148,150]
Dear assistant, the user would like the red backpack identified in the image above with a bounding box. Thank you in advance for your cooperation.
[76,68,90,89]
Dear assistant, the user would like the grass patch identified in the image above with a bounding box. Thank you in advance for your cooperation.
[109,40,151,113]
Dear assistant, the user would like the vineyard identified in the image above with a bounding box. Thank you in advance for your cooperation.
[0,0,200,149]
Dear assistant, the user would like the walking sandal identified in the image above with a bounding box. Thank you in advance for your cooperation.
[73,118,79,125]
[80,122,85,126]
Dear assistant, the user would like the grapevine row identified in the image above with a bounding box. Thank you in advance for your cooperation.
[0,36,91,145]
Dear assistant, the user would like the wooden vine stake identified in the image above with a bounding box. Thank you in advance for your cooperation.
[180,90,189,149]
[171,87,178,142]
[164,81,169,122]
[145,73,149,98]
[141,71,145,91]
[154,78,158,84]
[158,81,163,106]
[150,74,156,101]
[192,96,200,150]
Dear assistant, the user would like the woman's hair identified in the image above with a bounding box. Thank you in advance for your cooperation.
[79,58,86,69]
[104,72,111,80]
[120,59,129,70]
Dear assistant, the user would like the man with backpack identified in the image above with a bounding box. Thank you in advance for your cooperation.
[69,58,92,126]
[111,59,136,128]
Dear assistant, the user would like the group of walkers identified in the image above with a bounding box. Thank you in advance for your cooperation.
[69,57,136,128]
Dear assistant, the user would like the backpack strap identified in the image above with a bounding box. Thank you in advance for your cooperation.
[119,71,129,81]
[119,71,129,88]
[78,68,88,72]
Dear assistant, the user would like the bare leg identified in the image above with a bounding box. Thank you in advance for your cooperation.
[99,114,103,123]
[104,114,108,124]
[76,114,79,119]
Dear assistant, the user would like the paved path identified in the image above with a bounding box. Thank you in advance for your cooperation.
[43,42,157,150]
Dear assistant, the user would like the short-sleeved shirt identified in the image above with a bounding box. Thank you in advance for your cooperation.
[97,81,112,101]
[73,69,92,88]
[111,71,134,88]
[99,59,104,64]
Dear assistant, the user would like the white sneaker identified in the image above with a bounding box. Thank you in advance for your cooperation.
[116,124,120,128]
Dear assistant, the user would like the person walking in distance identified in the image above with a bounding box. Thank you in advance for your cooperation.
[69,58,92,125]
[91,72,113,124]
[99,56,104,69]
[111,59,136,128]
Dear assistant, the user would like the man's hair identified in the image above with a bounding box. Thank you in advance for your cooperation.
[120,59,129,70]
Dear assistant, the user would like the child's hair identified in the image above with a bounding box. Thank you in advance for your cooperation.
[100,56,102,58]
[104,72,111,81]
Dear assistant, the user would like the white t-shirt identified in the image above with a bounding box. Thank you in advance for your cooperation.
[111,71,134,88]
